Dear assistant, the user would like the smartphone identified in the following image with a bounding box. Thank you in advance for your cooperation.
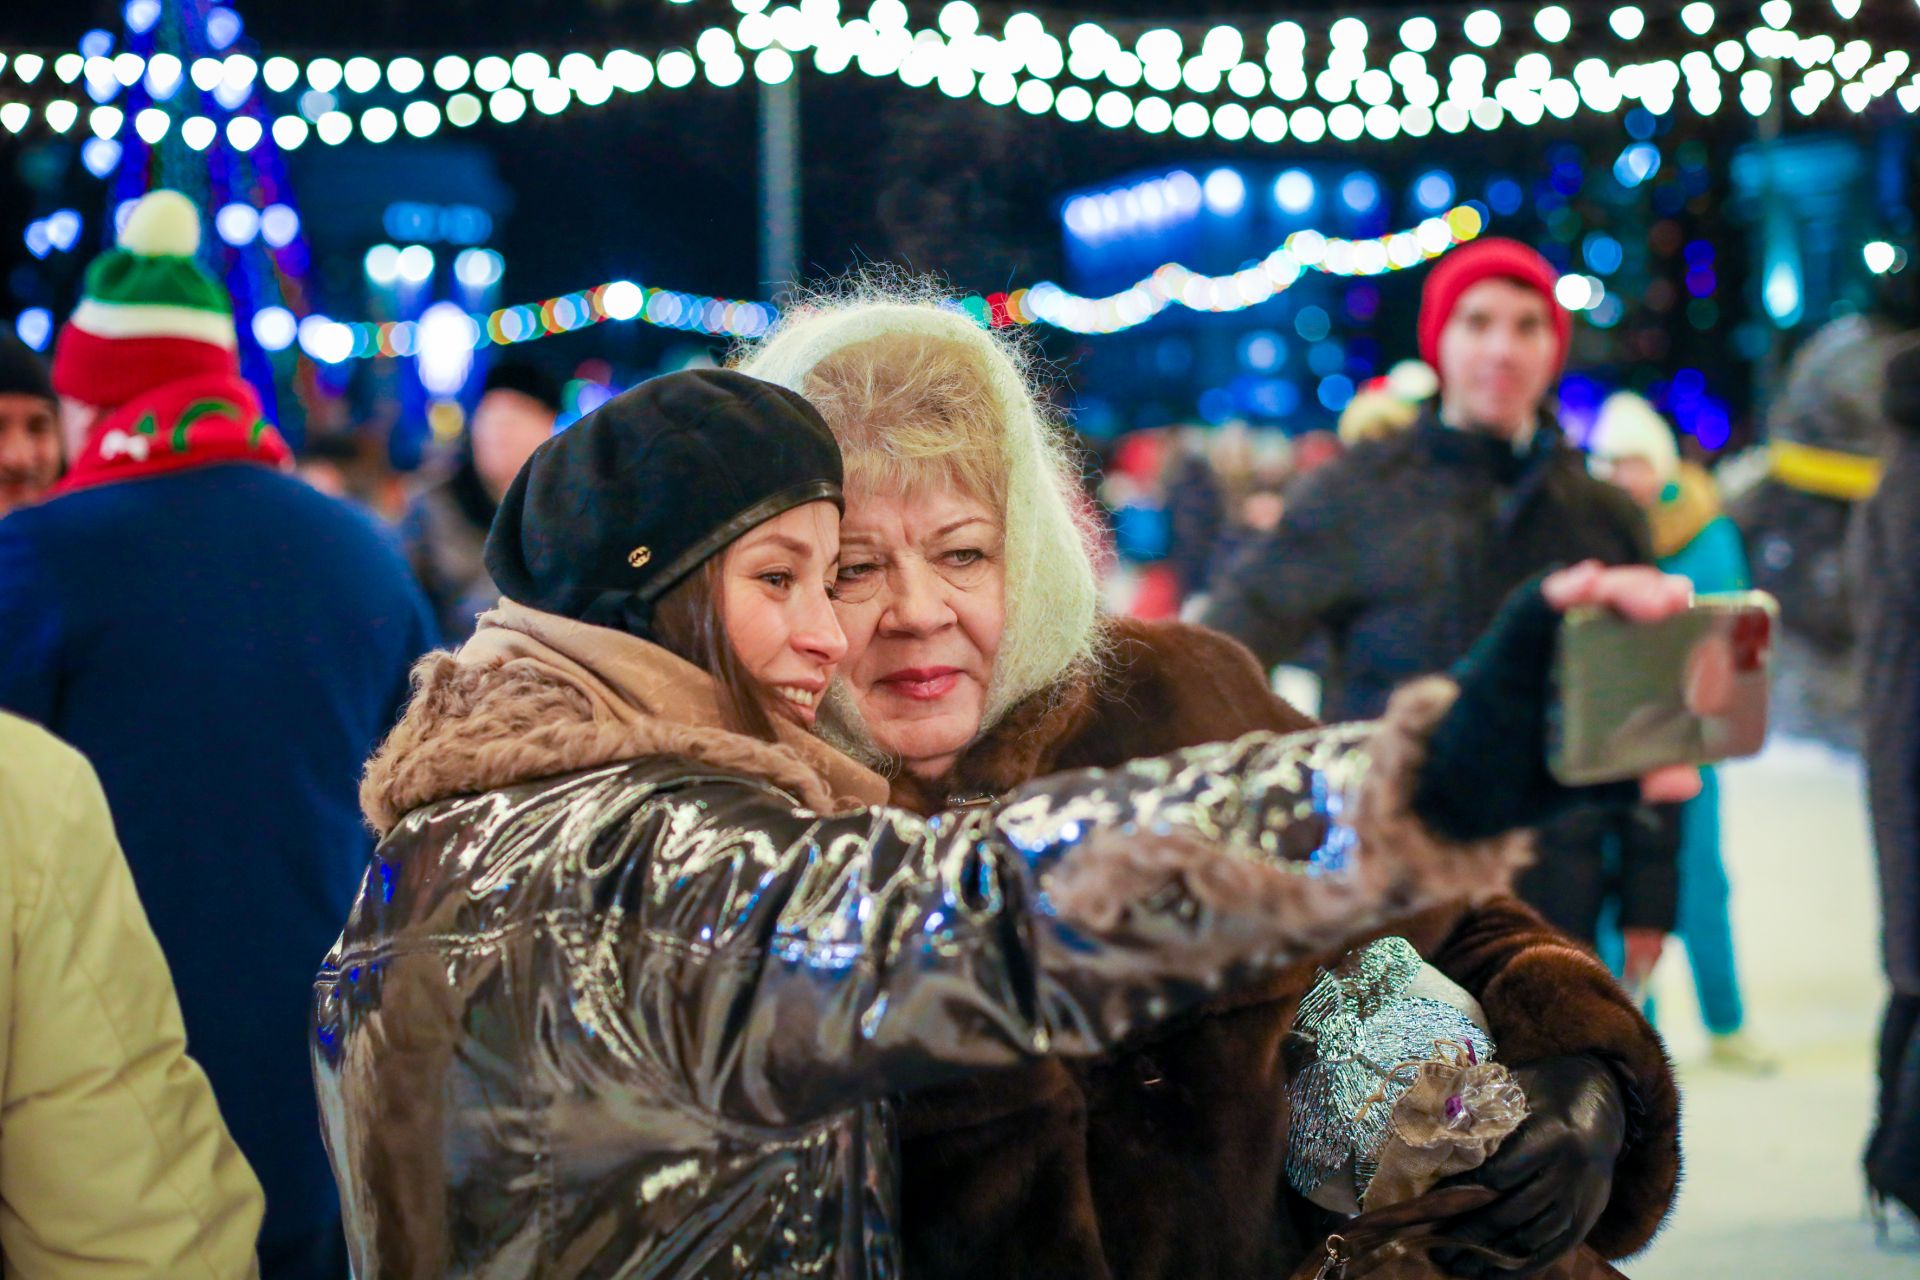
[1548,590,1778,787]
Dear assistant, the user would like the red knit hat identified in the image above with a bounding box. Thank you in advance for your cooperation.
[51,190,240,410]
[1417,237,1571,376]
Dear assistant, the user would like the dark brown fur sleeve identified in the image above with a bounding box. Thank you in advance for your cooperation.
[1430,895,1681,1259]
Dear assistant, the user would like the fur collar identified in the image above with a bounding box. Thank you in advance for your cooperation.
[360,601,890,835]
[885,617,1528,934]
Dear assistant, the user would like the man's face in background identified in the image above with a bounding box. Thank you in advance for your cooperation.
[1437,279,1561,441]
[0,394,61,516]
[469,388,556,501]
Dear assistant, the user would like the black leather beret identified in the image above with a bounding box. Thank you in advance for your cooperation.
[484,368,842,635]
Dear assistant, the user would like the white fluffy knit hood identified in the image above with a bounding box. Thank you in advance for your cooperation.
[735,295,1101,748]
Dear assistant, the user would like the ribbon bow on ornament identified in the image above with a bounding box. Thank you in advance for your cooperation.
[1285,936,1529,1216]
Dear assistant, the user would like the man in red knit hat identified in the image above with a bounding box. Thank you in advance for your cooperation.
[1206,234,1649,708]
[1415,235,1574,444]
[1204,235,1673,985]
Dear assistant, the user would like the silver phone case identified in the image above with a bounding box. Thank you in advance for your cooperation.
[1548,590,1778,787]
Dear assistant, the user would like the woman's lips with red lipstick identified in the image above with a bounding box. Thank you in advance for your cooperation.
[876,667,961,701]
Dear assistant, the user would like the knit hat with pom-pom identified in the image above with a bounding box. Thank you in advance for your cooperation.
[46,191,289,497]
[51,189,240,410]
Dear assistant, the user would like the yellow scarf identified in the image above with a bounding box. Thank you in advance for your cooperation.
[1768,439,1883,502]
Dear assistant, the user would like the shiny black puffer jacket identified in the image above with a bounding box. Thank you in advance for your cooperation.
[314,717,1488,1278]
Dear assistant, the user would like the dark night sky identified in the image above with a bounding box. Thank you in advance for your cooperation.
[3,1,1912,407]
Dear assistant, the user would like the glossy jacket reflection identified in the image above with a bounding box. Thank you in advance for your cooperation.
[313,719,1431,1278]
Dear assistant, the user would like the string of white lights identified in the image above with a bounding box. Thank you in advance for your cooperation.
[273,198,1492,360]
[1022,203,1491,334]
[0,0,1906,156]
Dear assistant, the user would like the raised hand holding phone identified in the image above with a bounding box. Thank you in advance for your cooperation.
[1547,569,1776,791]
[1413,564,1706,845]
[1539,562,1733,803]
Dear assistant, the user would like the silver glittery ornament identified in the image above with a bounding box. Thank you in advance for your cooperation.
[1284,936,1496,1214]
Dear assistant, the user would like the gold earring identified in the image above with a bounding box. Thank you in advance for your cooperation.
[628,546,651,568]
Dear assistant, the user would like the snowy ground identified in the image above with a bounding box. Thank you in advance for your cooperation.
[1628,738,1919,1277]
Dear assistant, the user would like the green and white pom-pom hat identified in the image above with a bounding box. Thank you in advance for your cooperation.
[51,190,240,410]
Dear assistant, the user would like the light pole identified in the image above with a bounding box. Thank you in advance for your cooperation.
[759,61,801,303]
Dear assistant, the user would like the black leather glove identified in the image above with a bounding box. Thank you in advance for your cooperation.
[1431,1053,1629,1279]
[1413,574,1639,842]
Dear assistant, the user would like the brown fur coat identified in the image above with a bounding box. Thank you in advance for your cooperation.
[890,617,1681,1280]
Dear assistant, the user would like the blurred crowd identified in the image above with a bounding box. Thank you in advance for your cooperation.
[0,189,1917,1277]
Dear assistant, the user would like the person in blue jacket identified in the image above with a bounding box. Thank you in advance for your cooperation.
[1590,390,1777,1073]
[0,191,437,1278]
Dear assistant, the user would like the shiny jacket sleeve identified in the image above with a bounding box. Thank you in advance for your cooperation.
[618,707,1517,1129]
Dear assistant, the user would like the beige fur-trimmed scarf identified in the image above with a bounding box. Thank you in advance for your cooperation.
[360,600,891,835]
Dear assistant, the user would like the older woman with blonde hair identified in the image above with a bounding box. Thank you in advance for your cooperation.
[740,284,1107,774]
[738,282,1686,1280]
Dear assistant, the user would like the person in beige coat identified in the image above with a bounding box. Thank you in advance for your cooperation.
[0,711,262,1277]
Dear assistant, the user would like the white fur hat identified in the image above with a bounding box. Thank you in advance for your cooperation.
[1589,391,1680,483]
[736,290,1100,745]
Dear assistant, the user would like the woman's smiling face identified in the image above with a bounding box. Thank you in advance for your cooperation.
[829,484,1006,778]
[717,500,849,729]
